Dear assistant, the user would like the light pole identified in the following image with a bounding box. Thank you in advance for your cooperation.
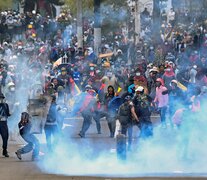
[94,0,101,56]
[134,0,141,44]
[77,0,83,49]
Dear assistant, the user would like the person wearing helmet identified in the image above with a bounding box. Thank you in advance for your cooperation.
[154,78,169,128]
[133,86,153,138]
[118,95,139,150]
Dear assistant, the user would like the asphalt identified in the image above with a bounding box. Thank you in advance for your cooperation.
[0,116,206,180]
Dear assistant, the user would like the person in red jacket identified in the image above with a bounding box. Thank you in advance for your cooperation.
[78,85,96,138]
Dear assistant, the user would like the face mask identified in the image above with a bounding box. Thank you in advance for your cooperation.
[166,68,171,72]
[90,67,94,71]
[61,71,67,75]
[10,87,15,92]
[136,72,141,76]
[156,82,161,87]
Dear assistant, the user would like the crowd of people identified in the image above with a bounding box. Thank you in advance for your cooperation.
[0,6,207,160]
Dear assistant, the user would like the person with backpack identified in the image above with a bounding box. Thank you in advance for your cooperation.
[133,86,153,138]
[15,112,39,161]
[44,95,61,152]
[118,95,139,150]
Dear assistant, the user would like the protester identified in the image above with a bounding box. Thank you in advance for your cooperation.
[0,3,207,158]
[154,78,169,128]
[15,112,39,161]
[0,92,10,157]
[44,95,61,151]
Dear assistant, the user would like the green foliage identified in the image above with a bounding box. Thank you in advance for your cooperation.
[64,0,93,16]
[64,0,129,34]
[101,0,129,34]
[0,0,13,10]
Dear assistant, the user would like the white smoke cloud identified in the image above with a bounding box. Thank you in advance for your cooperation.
[38,102,207,177]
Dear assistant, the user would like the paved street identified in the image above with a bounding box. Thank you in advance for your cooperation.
[0,115,206,179]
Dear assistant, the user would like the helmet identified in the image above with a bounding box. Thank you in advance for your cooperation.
[28,24,33,29]
[125,95,132,101]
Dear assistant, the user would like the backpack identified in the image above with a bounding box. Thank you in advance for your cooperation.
[118,103,130,117]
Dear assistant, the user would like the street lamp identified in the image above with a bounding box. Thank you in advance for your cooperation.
[128,0,141,44]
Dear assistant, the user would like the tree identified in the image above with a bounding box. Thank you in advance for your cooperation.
[64,0,93,16]
[0,0,13,10]
[21,0,64,17]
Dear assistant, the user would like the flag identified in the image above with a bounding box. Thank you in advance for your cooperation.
[70,77,81,96]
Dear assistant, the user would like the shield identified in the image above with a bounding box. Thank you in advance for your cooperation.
[57,63,69,70]
[108,96,124,115]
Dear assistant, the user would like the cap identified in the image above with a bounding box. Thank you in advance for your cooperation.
[87,47,93,51]
[104,44,109,49]
[193,65,197,69]
[8,82,15,87]
[135,86,144,92]
[171,79,178,84]
[149,67,159,73]
[85,85,92,90]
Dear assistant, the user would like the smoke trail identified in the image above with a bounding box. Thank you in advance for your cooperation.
[5,49,47,138]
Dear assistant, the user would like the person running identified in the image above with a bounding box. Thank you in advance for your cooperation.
[15,112,39,161]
